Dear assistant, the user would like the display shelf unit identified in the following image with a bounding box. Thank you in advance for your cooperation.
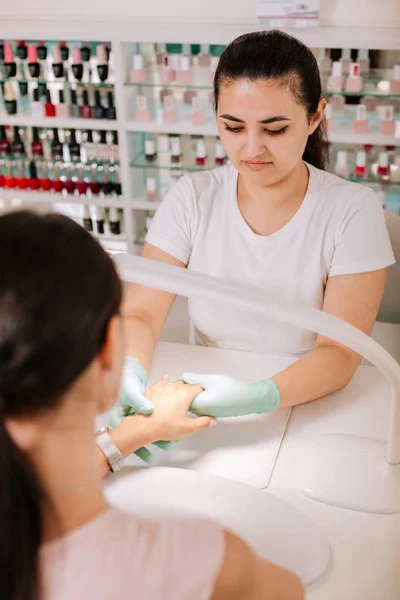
[0,24,399,254]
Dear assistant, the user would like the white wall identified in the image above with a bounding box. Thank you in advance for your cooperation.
[3,0,400,28]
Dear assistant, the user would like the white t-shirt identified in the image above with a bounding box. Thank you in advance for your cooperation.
[40,508,224,600]
[146,163,395,356]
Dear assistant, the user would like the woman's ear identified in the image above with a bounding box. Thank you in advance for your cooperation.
[309,97,327,134]
[97,315,124,413]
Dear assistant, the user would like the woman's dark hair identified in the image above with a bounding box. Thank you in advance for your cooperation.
[214,30,329,170]
[0,210,122,600]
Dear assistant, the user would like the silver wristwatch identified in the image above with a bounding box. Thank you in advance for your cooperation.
[95,427,124,473]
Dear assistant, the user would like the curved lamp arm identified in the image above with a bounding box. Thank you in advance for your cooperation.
[114,254,400,466]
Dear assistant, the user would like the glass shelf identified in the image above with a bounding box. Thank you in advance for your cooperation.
[0,78,114,88]
[0,155,119,167]
[130,152,224,172]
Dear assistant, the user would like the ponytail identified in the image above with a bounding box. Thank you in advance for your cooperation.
[0,422,43,600]
[302,117,329,171]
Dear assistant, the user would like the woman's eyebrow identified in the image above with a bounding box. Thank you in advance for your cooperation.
[220,113,291,124]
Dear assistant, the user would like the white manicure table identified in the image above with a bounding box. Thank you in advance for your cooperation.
[104,341,400,599]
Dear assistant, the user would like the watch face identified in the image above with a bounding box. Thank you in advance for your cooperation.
[95,426,111,437]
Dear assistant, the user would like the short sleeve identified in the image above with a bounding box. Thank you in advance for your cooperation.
[329,189,395,277]
[139,518,225,600]
[145,175,196,264]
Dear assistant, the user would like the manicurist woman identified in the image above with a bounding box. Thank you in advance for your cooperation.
[117,30,394,421]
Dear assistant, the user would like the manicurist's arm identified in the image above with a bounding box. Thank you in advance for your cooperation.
[271,268,387,407]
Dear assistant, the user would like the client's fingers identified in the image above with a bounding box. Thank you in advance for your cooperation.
[187,416,218,433]
[153,440,173,451]
[134,446,154,464]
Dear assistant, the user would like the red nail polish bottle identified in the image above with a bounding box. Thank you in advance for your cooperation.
[0,160,5,188]
[64,165,76,195]
[29,161,40,190]
[15,161,28,189]
[51,163,64,193]
[31,128,44,158]
[377,152,390,179]
[81,90,92,119]
[354,150,367,179]
[195,139,207,167]
[45,90,56,117]
[38,162,51,191]
[89,165,101,195]
[215,138,226,166]
[4,161,16,189]
[75,165,87,195]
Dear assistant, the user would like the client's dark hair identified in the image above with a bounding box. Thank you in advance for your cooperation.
[0,210,122,600]
[214,30,329,170]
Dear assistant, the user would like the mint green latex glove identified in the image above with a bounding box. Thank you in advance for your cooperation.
[182,373,281,418]
[109,357,171,464]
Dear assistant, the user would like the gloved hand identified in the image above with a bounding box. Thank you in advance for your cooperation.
[182,373,281,418]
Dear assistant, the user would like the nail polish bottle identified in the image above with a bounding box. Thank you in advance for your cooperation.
[56,89,69,118]
[111,131,119,163]
[210,55,219,84]
[27,45,40,78]
[191,96,205,125]
[161,55,176,84]
[101,165,114,197]
[69,129,81,161]
[0,126,11,157]
[340,48,352,73]
[80,43,92,83]
[354,150,367,178]
[324,103,334,132]
[15,160,28,189]
[82,130,97,163]
[72,46,83,82]
[89,165,101,195]
[357,49,370,74]
[170,137,182,166]
[184,89,197,105]
[70,90,81,118]
[60,42,70,80]
[81,89,92,119]
[155,42,166,66]
[379,106,395,136]
[63,164,76,195]
[317,48,332,74]
[29,160,39,190]
[75,165,87,196]
[345,63,363,94]
[45,89,56,117]
[96,44,109,82]
[198,44,212,67]
[113,165,122,196]
[361,95,378,111]
[97,130,110,162]
[36,41,48,77]
[50,162,62,193]
[31,87,43,117]
[157,134,170,168]
[215,138,226,166]
[106,91,116,120]
[37,83,48,103]
[135,95,150,122]
[146,176,158,201]
[51,129,63,160]
[395,121,400,140]
[176,55,193,85]
[327,62,344,93]
[80,43,91,63]
[5,160,16,189]
[195,138,207,167]
[145,139,157,163]
[18,80,30,115]
[353,104,369,134]
[389,65,400,95]
[329,95,345,111]
[11,126,25,157]
[162,95,177,124]
[38,161,51,191]
[82,205,93,232]
[4,43,17,78]
[129,54,147,83]
[52,45,64,79]
[93,90,106,119]
[31,127,43,158]
[95,206,105,234]
[17,41,28,78]
[109,207,121,235]
[334,150,349,178]
[4,82,17,114]
[377,152,390,179]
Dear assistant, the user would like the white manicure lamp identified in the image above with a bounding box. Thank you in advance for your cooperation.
[114,254,400,514]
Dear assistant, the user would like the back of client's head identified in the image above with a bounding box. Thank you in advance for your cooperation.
[0,210,122,600]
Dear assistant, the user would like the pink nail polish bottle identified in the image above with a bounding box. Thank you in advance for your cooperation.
[340,48,352,74]
[353,105,369,134]
[354,150,367,178]
[183,89,197,105]
[334,150,349,178]
[210,56,219,84]
[329,95,345,111]
[146,176,158,201]
[357,49,370,74]
[395,121,400,140]
[346,63,363,94]
[135,95,150,122]
[325,103,334,132]
[176,55,193,85]
[160,55,176,84]
[317,48,332,74]
[198,44,212,67]
[191,96,205,125]
[162,95,177,124]
[361,96,378,111]
[377,151,390,179]
[379,106,395,136]
[130,54,148,83]
[389,65,400,95]
[327,62,344,93]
